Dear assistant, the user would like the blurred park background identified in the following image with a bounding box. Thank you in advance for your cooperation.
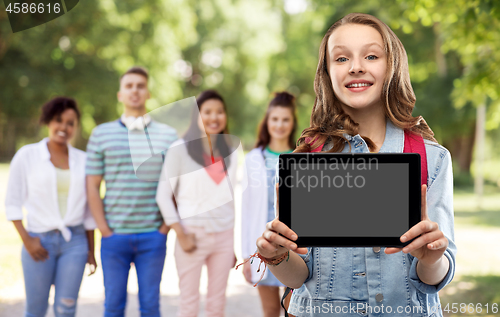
[1,0,500,316]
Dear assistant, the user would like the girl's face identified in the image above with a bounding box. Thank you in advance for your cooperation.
[47,109,78,145]
[197,99,227,135]
[326,23,387,114]
[267,106,294,142]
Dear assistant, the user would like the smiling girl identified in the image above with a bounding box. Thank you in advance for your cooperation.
[5,97,97,317]
[241,92,298,317]
[156,90,239,317]
[253,13,456,317]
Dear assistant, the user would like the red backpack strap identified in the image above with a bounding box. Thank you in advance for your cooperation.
[305,136,324,152]
[403,130,428,186]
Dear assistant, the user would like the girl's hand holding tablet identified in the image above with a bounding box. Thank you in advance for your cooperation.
[386,185,448,262]
[386,184,450,285]
[256,184,308,260]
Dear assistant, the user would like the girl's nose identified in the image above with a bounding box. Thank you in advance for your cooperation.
[349,58,365,74]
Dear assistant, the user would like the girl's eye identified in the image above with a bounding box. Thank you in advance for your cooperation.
[336,57,348,62]
[366,55,378,60]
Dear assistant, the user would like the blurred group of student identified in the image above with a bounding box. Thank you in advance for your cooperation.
[5,65,296,317]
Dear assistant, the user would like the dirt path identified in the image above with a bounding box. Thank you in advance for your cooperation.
[0,224,265,317]
[0,177,268,317]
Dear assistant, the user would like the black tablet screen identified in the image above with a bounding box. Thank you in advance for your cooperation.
[290,162,409,237]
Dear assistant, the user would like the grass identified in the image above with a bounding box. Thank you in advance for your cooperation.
[453,185,500,227]
[440,184,500,316]
[441,275,500,317]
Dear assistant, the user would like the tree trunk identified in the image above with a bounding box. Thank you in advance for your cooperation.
[0,114,4,160]
[2,121,17,161]
[445,128,475,173]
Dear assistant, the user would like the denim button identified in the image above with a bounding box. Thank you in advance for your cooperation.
[376,293,384,302]
[373,247,381,253]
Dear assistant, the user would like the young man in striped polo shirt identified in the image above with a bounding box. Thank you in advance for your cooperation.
[86,66,177,317]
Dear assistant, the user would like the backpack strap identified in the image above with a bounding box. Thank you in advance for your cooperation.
[281,287,293,317]
[304,137,324,152]
[403,130,428,186]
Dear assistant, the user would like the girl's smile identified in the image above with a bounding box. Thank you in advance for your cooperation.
[345,79,374,92]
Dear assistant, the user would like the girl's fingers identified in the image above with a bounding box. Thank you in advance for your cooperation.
[257,236,282,254]
[263,230,297,250]
[294,247,309,255]
[266,219,298,241]
[426,236,449,251]
[384,247,402,254]
[394,185,432,254]
[40,248,49,259]
[400,220,438,244]
[34,252,45,261]
[401,230,444,254]
[88,263,96,275]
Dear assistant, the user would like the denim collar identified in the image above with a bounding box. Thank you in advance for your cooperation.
[341,119,404,153]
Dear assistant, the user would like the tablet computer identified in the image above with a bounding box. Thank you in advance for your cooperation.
[278,153,421,247]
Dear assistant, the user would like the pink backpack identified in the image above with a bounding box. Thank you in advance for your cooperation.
[307,130,427,186]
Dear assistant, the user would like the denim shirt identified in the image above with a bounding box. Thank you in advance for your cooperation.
[287,120,456,317]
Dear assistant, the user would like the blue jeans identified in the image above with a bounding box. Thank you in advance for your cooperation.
[100,230,167,317]
[21,225,89,317]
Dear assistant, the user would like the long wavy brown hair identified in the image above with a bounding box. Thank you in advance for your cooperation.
[294,13,436,153]
[254,91,298,150]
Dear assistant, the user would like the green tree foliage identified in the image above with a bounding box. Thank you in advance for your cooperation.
[406,0,500,173]
[0,0,498,176]
[0,0,196,156]
[176,0,286,146]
